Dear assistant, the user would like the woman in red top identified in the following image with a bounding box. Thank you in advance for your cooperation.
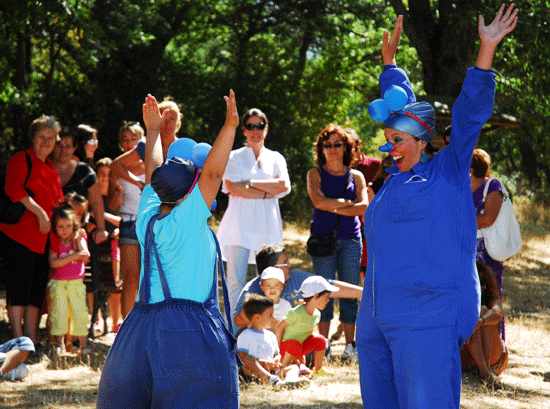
[0,115,64,344]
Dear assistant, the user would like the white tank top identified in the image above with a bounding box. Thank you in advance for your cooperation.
[119,174,145,216]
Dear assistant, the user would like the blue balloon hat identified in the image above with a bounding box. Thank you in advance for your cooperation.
[167,137,197,161]
[191,142,212,169]
[368,99,391,123]
[368,85,408,123]
[383,85,408,111]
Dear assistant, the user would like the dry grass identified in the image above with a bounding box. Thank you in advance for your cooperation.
[2,206,550,408]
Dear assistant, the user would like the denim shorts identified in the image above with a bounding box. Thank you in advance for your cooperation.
[119,220,138,245]
[0,336,35,354]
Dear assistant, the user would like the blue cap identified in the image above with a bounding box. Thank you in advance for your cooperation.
[151,157,199,203]
[384,102,436,142]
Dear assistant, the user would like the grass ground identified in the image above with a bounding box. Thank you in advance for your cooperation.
[1,205,550,408]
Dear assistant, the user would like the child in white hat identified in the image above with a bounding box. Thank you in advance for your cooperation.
[274,276,338,377]
[260,267,292,329]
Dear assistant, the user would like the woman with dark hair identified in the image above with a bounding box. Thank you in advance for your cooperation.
[75,124,99,167]
[0,115,64,344]
[356,5,517,408]
[216,108,291,318]
[461,261,507,388]
[306,124,368,361]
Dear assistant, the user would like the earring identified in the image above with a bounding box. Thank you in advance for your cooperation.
[421,152,428,163]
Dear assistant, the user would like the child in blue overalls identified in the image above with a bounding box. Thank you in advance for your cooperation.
[97,90,241,408]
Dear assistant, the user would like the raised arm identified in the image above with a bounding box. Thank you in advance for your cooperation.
[445,4,518,181]
[198,90,239,209]
[142,94,164,184]
[378,15,416,105]
[476,3,518,70]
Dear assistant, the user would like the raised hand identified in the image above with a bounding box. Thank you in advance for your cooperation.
[382,15,403,66]
[476,3,518,70]
[224,89,239,129]
[479,3,518,48]
[142,94,162,134]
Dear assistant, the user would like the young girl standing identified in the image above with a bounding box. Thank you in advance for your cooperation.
[48,205,91,356]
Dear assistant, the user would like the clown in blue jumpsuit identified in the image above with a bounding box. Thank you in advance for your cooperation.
[356,6,518,409]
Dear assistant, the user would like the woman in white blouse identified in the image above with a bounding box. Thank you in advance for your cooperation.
[217,108,291,317]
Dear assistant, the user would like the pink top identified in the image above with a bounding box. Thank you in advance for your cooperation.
[50,231,87,280]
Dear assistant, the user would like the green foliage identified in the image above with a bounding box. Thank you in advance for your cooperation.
[1,0,549,222]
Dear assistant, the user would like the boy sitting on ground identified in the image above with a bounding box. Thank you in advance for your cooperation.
[274,276,338,377]
[237,293,310,390]
[0,336,34,382]
[259,267,292,330]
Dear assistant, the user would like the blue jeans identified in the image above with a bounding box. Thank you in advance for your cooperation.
[311,238,361,324]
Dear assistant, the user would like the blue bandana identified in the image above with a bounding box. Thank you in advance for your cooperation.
[384,102,436,142]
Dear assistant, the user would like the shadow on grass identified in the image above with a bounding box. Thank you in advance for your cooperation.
[0,385,98,408]
[241,404,364,409]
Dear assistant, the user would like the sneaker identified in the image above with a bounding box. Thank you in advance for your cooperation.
[298,363,312,376]
[1,363,30,381]
[283,376,311,389]
[55,344,66,356]
[311,366,334,377]
[341,341,358,363]
[272,378,285,391]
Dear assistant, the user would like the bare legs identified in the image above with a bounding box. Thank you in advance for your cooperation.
[120,243,141,319]
[7,305,40,344]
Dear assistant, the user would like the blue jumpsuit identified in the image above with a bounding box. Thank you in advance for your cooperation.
[356,65,496,409]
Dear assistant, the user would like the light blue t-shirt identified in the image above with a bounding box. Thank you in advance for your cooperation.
[136,184,215,303]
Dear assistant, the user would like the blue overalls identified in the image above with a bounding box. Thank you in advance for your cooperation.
[356,65,495,409]
[97,213,239,408]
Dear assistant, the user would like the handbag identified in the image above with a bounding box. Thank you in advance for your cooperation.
[0,152,33,224]
[306,170,352,258]
[480,178,522,261]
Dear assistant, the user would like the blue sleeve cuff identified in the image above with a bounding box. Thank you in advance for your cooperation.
[473,65,492,73]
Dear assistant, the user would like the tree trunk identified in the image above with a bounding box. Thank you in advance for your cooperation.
[389,0,480,97]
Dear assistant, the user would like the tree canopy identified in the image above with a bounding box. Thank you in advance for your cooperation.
[1,0,548,219]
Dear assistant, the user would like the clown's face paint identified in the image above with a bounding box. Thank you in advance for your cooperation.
[384,128,426,173]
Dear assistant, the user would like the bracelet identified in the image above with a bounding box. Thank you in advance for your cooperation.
[263,192,267,199]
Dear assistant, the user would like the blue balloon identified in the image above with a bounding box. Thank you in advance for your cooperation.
[383,85,408,111]
[378,141,394,153]
[368,99,391,122]
[167,138,196,160]
[191,142,212,169]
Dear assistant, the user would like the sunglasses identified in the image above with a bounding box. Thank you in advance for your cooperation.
[86,139,99,145]
[323,142,344,149]
[273,262,289,267]
[244,122,266,131]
